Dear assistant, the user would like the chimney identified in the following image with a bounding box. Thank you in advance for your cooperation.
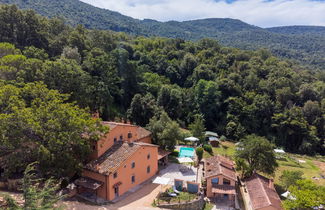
[269,178,274,189]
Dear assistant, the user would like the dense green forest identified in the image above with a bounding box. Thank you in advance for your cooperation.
[0,0,325,69]
[0,5,324,179]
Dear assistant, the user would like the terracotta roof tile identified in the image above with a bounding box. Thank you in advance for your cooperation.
[101,122,151,141]
[158,149,171,160]
[212,185,236,194]
[205,155,236,180]
[85,142,139,175]
[85,141,156,175]
[136,126,151,140]
[101,121,136,130]
[245,173,283,210]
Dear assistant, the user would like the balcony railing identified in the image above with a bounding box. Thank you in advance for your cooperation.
[212,183,233,188]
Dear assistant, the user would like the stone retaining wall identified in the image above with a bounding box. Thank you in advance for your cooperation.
[157,195,205,210]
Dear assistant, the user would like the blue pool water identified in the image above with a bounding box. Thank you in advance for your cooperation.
[179,147,195,158]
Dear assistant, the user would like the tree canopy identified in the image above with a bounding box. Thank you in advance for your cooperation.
[1,2,325,69]
[279,170,304,190]
[283,179,325,210]
[0,82,106,179]
[235,135,278,177]
[0,4,323,181]
[146,111,182,150]
[5,163,62,209]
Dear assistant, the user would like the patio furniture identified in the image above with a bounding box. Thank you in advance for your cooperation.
[179,165,189,173]
[184,136,199,142]
[177,157,194,167]
[173,185,180,194]
[153,177,171,193]
[168,192,177,197]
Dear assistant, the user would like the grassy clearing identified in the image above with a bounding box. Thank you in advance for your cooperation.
[203,141,325,186]
[274,156,325,186]
[203,141,236,159]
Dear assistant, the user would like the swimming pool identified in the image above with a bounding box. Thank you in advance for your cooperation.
[179,147,195,158]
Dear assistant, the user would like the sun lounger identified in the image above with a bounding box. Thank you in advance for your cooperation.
[168,192,177,197]
[173,185,181,194]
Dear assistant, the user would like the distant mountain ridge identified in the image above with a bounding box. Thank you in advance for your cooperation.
[0,0,325,69]
[267,26,325,35]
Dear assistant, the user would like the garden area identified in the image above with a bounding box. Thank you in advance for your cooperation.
[203,140,236,159]
[154,188,198,205]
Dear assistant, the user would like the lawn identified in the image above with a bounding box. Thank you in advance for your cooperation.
[203,141,325,186]
[274,155,325,186]
[203,141,236,159]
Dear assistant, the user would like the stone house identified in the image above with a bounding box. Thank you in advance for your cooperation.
[204,155,237,202]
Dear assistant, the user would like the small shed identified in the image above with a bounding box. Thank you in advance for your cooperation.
[205,131,219,137]
[208,136,220,147]
[274,149,285,154]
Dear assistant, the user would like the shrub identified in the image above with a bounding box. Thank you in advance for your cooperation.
[171,150,179,157]
[196,147,204,162]
[203,144,213,154]
[219,135,227,141]
[280,170,304,189]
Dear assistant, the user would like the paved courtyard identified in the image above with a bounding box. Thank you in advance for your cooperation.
[61,182,166,210]
[61,162,202,209]
[158,163,202,185]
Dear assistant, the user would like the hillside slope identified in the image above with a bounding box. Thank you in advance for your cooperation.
[0,0,325,69]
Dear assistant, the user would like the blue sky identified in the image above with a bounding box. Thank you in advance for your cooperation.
[80,0,325,27]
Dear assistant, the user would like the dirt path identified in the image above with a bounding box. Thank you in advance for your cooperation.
[313,160,325,175]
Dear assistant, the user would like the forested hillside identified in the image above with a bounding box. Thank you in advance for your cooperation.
[0,0,325,69]
[0,5,324,180]
[267,26,325,35]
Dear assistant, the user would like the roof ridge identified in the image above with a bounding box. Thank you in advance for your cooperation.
[104,121,138,127]
[133,142,159,147]
[256,174,272,207]
[85,141,142,175]
[108,144,142,174]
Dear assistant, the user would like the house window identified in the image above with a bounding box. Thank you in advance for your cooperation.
[131,175,135,183]
[211,178,219,185]
[223,178,231,185]
[147,166,150,173]
[131,162,135,168]
[120,135,123,140]
[92,145,96,151]
[114,137,117,143]
[113,172,118,179]
[128,132,132,138]
[147,154,150,160]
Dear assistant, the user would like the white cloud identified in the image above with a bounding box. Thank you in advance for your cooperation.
[79,0,325,27]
